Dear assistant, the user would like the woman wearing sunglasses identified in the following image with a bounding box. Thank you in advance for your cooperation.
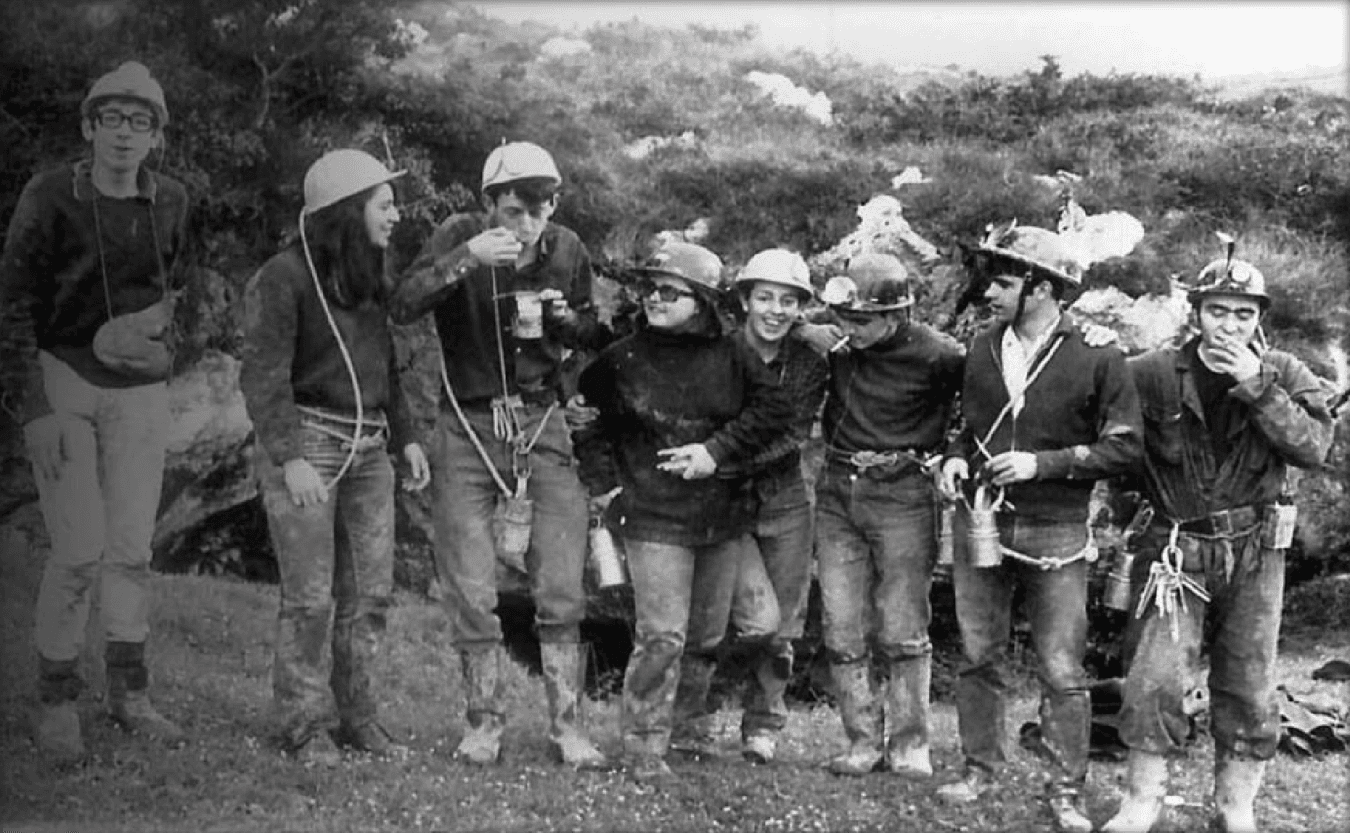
[572,240,791,784]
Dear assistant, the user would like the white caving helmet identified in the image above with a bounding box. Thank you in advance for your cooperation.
[303,149,406,215]
[735,248,814,299]
[481,141,561,193]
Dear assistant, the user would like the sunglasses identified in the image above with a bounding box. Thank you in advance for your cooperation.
[95,110,157,133]
[635,281,697,303]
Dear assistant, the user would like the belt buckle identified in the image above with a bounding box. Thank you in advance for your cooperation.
[849,450,895,470]
[1209,509,1234,536]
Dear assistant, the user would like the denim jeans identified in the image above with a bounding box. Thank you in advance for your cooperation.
[429,402,588,647]
[733,479,813,736]
[622,536,740,755]
[32,352,168,675]
[1118,530,1284,761]
[257,423,395,738]
[815,465,936,663]
[951,511,1091,788]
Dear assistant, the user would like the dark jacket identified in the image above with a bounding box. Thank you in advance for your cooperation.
[239,248,415,466]
[574,315,792,547]
[822,321,966,454]
[1128,339,1333,522]
[951,313,1143,524]
[388,213,607,407]
[726,330,830,500]
[0,161,191,423]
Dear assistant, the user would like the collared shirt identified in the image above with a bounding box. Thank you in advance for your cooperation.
[1000,313,1061,418]
[0,160,191,422]
[389,213,607,406]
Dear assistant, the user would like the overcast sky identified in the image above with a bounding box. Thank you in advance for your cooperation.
[470,1,1348,80]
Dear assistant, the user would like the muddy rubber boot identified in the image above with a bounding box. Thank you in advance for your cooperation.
[1047,790,1093,833]
[669,652,719,758]
[35,700,85,761]
[624,731,678,786]
[1213,757,1265,833]
[106,642,184,745]
[540,642,608,770]
[454,647,504,765]
[1103,751,1169,833]
[884,656,933,778]
[826,661,883,776]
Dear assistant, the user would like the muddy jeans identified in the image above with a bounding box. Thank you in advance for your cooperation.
[951,512,1091,790]
[1118,529,1283,761]
[31,352,168,698]
[622,537,741,756]
[429,402,588,647]
[815,465,936,663]
[732,479,812,737]
[258,424,394,738]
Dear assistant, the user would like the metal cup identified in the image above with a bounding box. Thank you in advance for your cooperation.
[514,291,543,339]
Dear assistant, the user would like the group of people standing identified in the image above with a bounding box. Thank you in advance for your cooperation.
[1,61,1334,833]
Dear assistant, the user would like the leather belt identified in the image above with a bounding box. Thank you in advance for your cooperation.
[825,446,934,473]
[1168,505,1261,537]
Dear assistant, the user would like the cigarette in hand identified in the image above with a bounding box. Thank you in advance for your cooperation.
[830,336,851,353]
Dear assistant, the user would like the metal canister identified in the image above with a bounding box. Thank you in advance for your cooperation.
[588,519,628,588]
[1103,550,1136,611]
[492,493,533,572]
[966,504,1003,568]
[937,501,956,566]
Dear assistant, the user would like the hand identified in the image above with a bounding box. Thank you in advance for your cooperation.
[540,288,570,320]
[466,227,523,267]
[1080,321,1119,348]
[23,414,66,483]
[282,458,328,507]
[983,451,1038,487]
[794,322,848,357]
[938,457,968,501]
[564,393,600,432]
[402,443,431,491]
[656,443,718,480]
[1202,337,1262,383]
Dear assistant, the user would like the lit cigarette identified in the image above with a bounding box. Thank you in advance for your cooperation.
[830,336,851,353]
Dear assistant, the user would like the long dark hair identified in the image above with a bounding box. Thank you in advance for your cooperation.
[300,184,388,309]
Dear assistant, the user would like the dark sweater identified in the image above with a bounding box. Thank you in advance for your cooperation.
[574,317,792,546]
[388,213,607,406]
[239,248,414,466]
[0,161,190,423]
[951,314,1143,523]
[822,321,966,454]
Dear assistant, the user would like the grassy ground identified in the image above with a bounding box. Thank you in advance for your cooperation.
[2,505,1347,833]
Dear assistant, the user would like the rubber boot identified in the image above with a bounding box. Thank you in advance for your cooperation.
[826,660,883,775]
[540,642,608,770]
[1214,757,1265,833]
[669,652,719,757]
[884,656,932,777]
[106,641,184,745]
[454,646,504,765]
[1047,789,1094,833]
[36,658,84,761]
[1102,750,1169,833]
[625,731,677,785]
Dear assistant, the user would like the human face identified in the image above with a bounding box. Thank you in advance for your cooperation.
[833,309,897,351]
[488,192,556,248]
[81,98,159,176]
[983,272,1027,325]
[1197,294,1263,351]
[641,275,700,331]
[363,183,399,249]
[744,281,805,346]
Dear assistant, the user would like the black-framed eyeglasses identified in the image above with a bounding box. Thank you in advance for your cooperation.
[635,281,697,303]
[95,110,156,133]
